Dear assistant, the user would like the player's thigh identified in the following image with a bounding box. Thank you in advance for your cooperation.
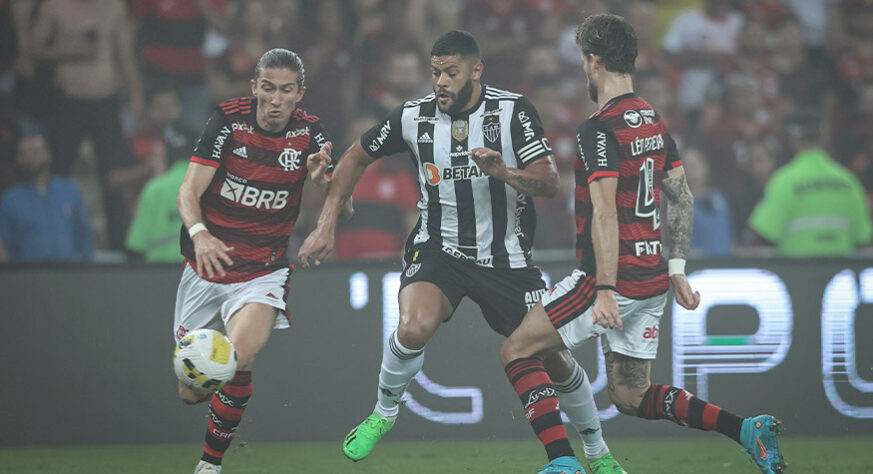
[173,262,225,341]
[397,281,455,347]
[540,270,604,350]
[601,292,668,361]
[225,302,279,365]
[501,302,566,362]
[471,265,547,337]
[397,247,462,343]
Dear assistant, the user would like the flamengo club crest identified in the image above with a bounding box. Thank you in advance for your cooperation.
[278,147,301,171]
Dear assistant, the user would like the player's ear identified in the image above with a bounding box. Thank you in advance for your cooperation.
[296,85,306,101]
[250,79,257,96]
[471,60,483,81]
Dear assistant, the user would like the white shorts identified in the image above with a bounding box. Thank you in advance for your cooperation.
[173,263,291,342]
[541,269,667,359]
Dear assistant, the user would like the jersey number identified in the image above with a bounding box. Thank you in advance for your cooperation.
[636,157,660,230]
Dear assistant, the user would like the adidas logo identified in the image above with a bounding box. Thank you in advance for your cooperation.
[233,146,248,158]
[417,132,433,144]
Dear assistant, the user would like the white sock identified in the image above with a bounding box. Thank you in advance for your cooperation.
[374,331,424,420]
[554,360,609,459]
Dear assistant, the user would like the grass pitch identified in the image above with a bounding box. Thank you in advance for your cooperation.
[2,437,871,473]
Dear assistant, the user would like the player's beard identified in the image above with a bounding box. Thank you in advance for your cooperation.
[587,74,598,103]
[439,79,475,115]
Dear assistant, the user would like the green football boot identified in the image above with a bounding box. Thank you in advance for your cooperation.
[588,453,628,474]
[342,411,394,461]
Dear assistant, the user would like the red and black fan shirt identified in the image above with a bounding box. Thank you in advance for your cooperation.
[181,97,329,283]
[574,93,682,299]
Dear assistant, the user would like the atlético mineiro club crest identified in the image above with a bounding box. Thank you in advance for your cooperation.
[482,117,500,143]
[278,148,301,171]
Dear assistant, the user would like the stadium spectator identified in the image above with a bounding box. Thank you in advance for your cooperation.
[173,48,351,474]
[30,0,142,250]
[125,130,194,262]
[129,83,186,178]
[129,0,226,130]
[334,115,419,261]
[682,147,733,256]
[747,110,872,256]
[7,0,58,124]
[301,30,628,474]
[0,118,92,262]
[361,47,429,118]
[662,0,743,127]
[730,138,780,241]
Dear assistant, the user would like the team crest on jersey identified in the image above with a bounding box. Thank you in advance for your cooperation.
[278,148,301,171]
[405,262,421,277]
[451,120,468,141]
[624,110,643,128]
[483,117,500,143]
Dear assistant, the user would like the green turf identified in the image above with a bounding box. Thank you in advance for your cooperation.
[1,437,870,473]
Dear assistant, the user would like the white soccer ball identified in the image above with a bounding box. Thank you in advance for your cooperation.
[173,329,238,395]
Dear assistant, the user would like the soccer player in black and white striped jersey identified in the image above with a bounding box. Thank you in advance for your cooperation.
[299,31,626,473]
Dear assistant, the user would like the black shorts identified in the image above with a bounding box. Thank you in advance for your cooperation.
[399,245,547,336]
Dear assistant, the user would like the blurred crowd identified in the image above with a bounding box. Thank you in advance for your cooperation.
[0,0,871,263]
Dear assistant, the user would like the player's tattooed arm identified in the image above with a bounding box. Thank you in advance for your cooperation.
[661,167,694,259]
[470,147,559,197]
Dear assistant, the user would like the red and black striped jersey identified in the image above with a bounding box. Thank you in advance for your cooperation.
[574,93,682,299]
[181,97,329,283]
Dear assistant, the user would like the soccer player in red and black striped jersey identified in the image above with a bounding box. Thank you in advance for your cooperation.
[174,48,352,474]
[500,15,785,474]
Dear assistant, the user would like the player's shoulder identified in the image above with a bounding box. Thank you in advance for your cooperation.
[292,108,321,123]
[576,116,609,137]
[484,85,524,102]
[217,97,255,116]
[403,93,437,108]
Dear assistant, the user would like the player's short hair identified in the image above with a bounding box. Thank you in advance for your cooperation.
[431,30,481,61]
[787,108,822,142]
[576,14,638,74]
[254,48,306,86]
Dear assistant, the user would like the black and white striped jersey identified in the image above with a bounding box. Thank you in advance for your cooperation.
[360,84,553,269]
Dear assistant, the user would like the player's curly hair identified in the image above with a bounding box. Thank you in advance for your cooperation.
[254,48,305,86]
[576,14,637,74]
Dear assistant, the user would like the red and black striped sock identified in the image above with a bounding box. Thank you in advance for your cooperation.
[638,383,743,443]
[202,371,252,465]
[505,357,574,461]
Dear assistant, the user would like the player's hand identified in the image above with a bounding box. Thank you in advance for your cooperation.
[469,147,509,180]
[192,231,234,279]
[671,274,701,310]
[592,289,622,330]
[298,224,334,269]
[306,141,333,186]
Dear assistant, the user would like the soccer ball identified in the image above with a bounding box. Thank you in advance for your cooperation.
[173,329,237,395]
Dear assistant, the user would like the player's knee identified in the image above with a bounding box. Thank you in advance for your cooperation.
[178,384,207,405]
[608,384,647,416]
[541,349,575,381]
[500,334,534,364]
[234,349,256,371]
[396,319,432,350]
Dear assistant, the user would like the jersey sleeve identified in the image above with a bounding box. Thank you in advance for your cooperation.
[191,108,232,168]
[748,173,790,242]
[576,119,620,183]
[664,133,682,170]
[360,105,406,158]
[510,96,553,169]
